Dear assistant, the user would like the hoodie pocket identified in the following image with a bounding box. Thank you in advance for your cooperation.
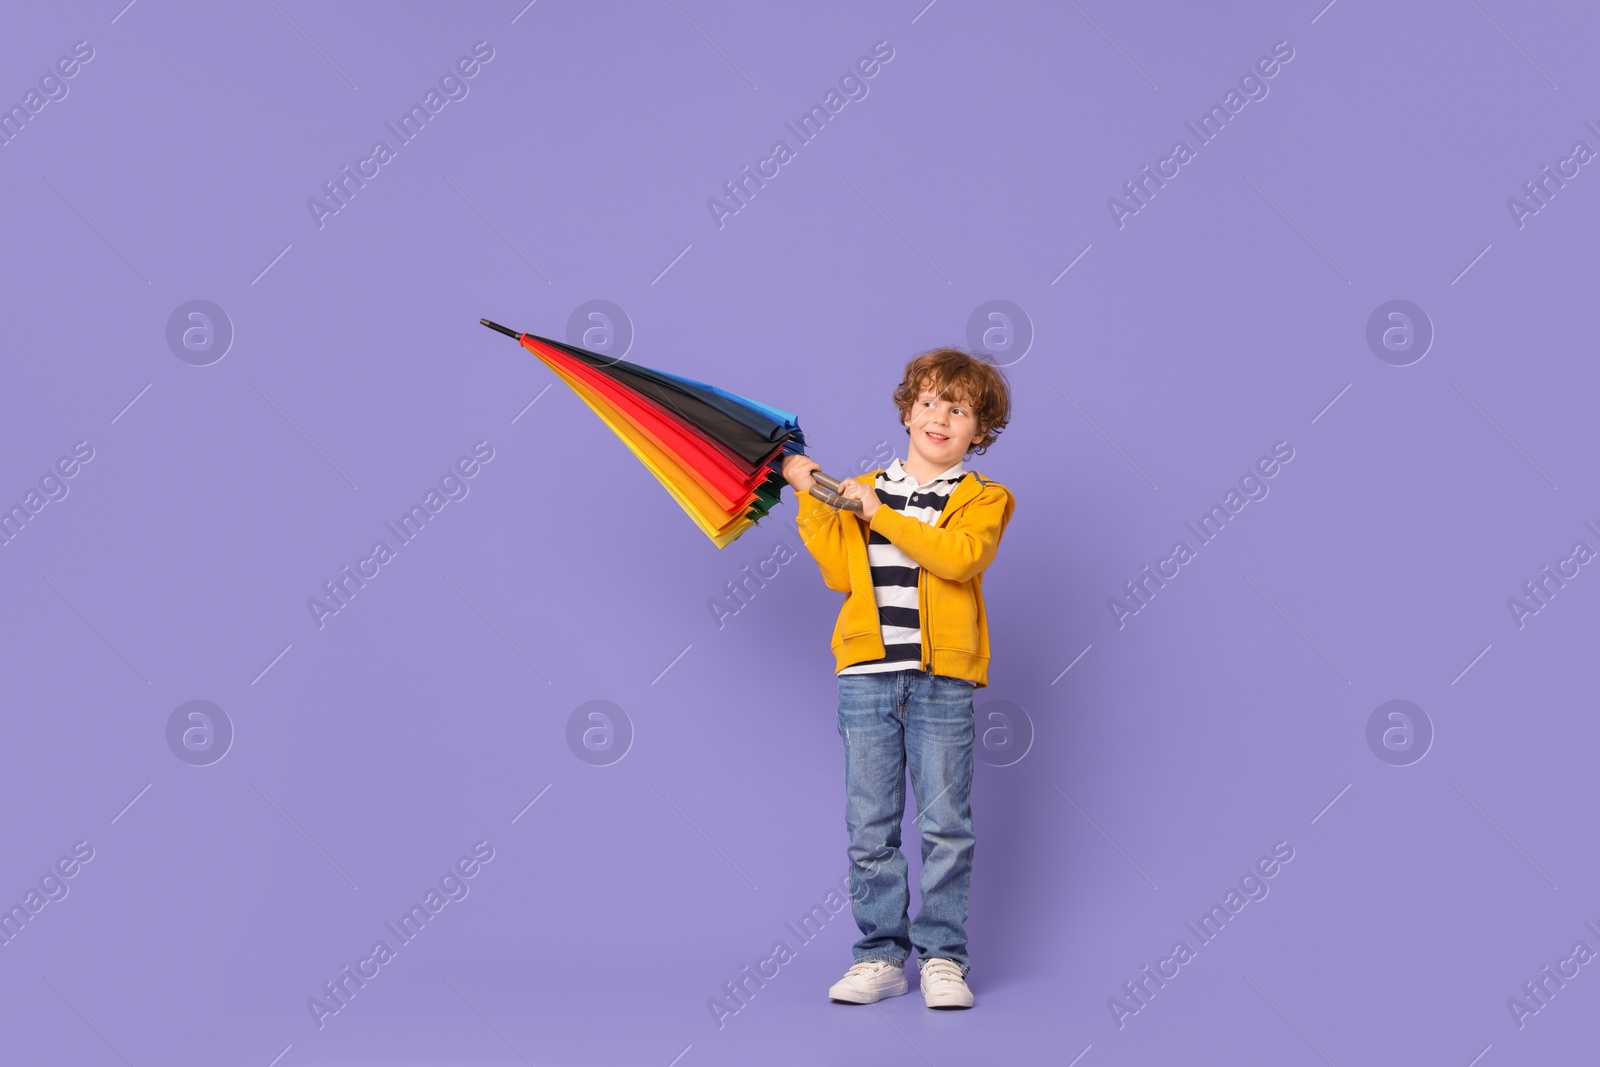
[929,575,981,654]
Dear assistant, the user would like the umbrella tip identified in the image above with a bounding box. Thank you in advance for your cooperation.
[479,319,523,340]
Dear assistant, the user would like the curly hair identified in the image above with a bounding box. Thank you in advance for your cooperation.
[892,347,1012,455]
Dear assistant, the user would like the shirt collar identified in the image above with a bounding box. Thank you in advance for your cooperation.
[887,456,967,487]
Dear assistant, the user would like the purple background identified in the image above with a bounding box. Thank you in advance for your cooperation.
[3,1,1596,1063]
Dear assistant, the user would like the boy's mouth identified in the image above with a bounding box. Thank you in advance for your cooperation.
[925,431,949,443]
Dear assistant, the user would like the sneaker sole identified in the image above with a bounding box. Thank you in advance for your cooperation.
[828,978,909,1004]
[923,992,974,1009]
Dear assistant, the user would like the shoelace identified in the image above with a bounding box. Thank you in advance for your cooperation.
[921,960,965,986]
[846,961,895,978]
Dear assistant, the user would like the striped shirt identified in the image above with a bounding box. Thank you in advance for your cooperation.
[837,456,968,676]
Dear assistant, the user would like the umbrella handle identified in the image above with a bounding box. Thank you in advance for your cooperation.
[806,470,863,512]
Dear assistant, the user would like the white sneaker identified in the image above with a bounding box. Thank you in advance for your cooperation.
[827,959,909,1003]
[919,957,974,1009]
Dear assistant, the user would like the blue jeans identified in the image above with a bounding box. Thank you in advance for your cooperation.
[836,668,976,976]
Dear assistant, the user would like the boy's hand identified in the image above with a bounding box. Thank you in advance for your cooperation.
[836,479,879,521]
[781,454,823,493]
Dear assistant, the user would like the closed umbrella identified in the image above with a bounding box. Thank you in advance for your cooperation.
[479,319,858,548]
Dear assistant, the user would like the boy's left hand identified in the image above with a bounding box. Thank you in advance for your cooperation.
[836,479,879,521]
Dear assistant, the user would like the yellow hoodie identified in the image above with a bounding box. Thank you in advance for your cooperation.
[795,467,1015,688]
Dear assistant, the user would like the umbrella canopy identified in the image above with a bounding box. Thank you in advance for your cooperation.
[480,319,807,548]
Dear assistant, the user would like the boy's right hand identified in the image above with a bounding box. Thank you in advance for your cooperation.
[781,454,824,493]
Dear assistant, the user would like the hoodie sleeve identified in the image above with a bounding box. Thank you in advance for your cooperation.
[866,481,1014,583]
[794,477,861,594]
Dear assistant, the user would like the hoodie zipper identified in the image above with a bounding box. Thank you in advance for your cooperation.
[920,564,930,673]
[919,472,982,674]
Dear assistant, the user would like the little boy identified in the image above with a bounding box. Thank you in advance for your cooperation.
[781,348,1014,1010]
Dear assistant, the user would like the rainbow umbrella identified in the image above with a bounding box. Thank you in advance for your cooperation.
[479,319,857,548]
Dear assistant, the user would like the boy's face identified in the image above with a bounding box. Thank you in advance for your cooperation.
[903,381,981,467]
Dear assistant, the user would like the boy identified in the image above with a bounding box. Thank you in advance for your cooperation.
[781,348,1014,1010]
